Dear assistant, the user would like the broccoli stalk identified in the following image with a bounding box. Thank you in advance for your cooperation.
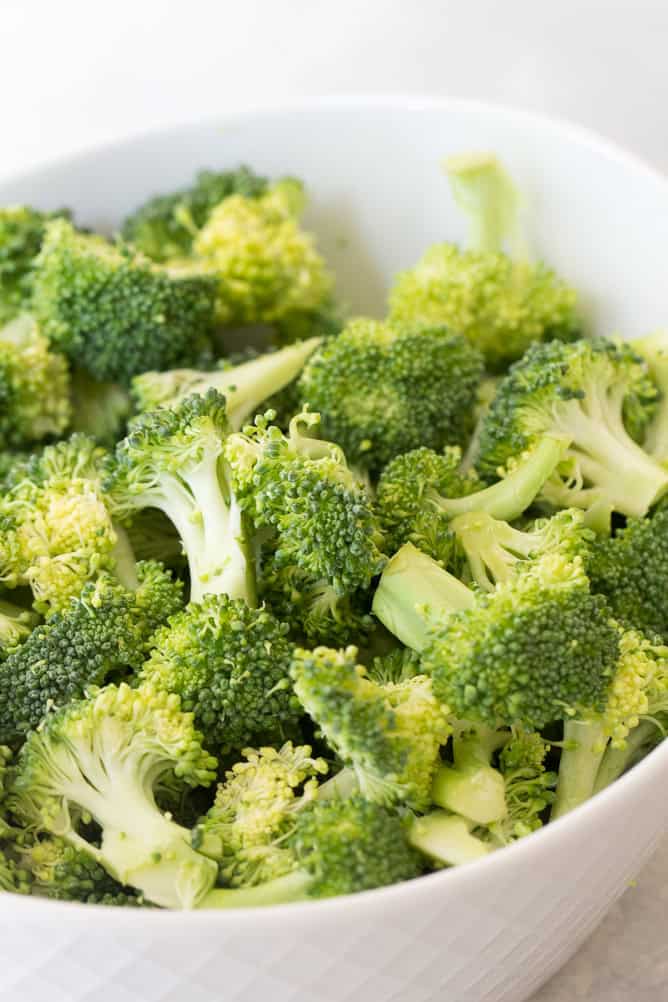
[551,719,608,819]
[431,724,509,825]
[408,811,492,867]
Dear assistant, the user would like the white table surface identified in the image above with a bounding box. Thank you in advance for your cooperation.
[1,2,667,998]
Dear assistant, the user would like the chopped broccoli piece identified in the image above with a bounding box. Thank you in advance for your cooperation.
[388,154,581,370]
[431,723,509,825]
[0,315,71,449]
[19,835,146,906]
[478,337,668,517]
[485,730,556,844]
[9,682,219,909]
[290,645,451,809]
[0,206,70,323]
[298,318,484,473]
[121,166,269,262]
[32,219,217,384]
[408,811,491,868]
[141,595,301,755]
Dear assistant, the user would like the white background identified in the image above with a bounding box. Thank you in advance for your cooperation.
[1,1,668,999]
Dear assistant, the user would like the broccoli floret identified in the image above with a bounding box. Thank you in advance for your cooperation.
[69,369,131,445]
[107,389,254,604]
[631,330,668,462]
[193,742,328,887]
[121,166,269,262]
[375,436,567,564]
[388,153,581,371]
[587,509,668,640]
[9,682,219,909]
[484,730,557,845]
[140,595,301,755]
[192,179,333,329]
[199,795,421,907]
[32,219,217,384]
[0,315,71,449]
[226,410,385,595]
[132,337,321,430]
[0,562,182,742]
[0,596,38,656]
[290,645,451,809]
[19,835,146,906]
[478,338,668,517]
[298,318,484,473]
[0,206,70,323]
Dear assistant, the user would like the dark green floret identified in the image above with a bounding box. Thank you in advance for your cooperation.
[121,166,269,262]
[0,206,70,323]
[19,835,146,906]
[32,219,218,384]
[298,318,484,473]
[477,337,668,517]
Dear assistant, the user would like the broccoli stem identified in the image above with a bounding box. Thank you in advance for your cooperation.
[111,524,140,591]
[431,726,508,825]
[593,719,661,793]
[551,719,607,820]
[198,870,312,909]
[434,436,569,522]
[372,543,474,652]
[408,811,492,866]
[444,152,520,255]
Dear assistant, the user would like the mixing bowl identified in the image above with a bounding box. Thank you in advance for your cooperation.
[1,96,667,1002]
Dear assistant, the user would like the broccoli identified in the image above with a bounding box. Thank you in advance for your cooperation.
[32,219,218,384]
[0,206,70,323]
[193,742,328,887]
[132,336,321,429]
[407,812,491,868]
[121,166,269,262]
[631,330,668,462]
[19,835,146,906]
[297,318,484,473]
[226,409,385,597]
[388,153,581,371]
[375,435,567,565]
[0,315,71,449]
[107,389,254,604]
[477,337,668,517]
[9,682,219,909]
[0,595,38,655]
[290,645,451,809]
[199,795,421,908]
[484,730,557,845]
[140,595,301,755]
[0,562,182,742]
[586,508,668,641]
[191,178,332,328]
[69,369,131,445]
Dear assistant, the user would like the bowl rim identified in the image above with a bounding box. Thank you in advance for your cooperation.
[2,93,667,924]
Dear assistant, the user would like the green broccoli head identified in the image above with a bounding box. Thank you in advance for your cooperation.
[226,409,386,595]
[0,562,183,742]
[0,315,71,449]
[298,318,484,473]
[140,595,301,755]
[485,730,557,845]
[290,645,451,809]
[388,153,581,371]
[0,206,70,323]
[478,337,668,517]
[32,219,217,384]
[9,682,219,909]
[193,179,333,328]
[121,166,269,262]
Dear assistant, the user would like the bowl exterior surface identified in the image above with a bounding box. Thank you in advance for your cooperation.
[1,97,668,1002]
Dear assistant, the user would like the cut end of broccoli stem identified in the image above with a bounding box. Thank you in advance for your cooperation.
[408,811,492,866]
[372,543,474,652]
[444,152,521,255]
[198,870,312,909]
[432,763,507,825]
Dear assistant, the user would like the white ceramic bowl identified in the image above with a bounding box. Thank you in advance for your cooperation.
[1,97,668,1002]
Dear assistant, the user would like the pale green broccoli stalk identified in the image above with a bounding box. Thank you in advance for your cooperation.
[632,330,668,462]
[408,811,491,867]
[121,166,269,262]
[0,315,71,449]
[298,318,484,473]
[290,645,451,809]
[198,795,421,908]
[9,682,219,909]
[193,742,328,887]
[193,179,333,329]
[478,337,668,518]
[69,369,131,445]
[431,724,509,825]
[140,596,301,755]
[376,435,568,565]
[0,562,183,743]
[132,337,321,430]
[388,153,581,371]
[226,409,385,596]
[107,389,254,604]
[32,219,218,384]
[0,206,71,323]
